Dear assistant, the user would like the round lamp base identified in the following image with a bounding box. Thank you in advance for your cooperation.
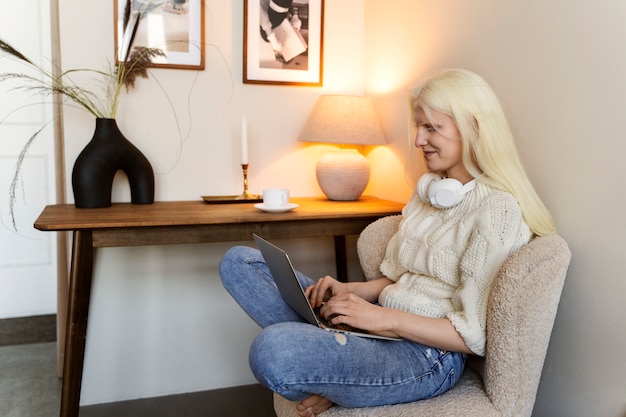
[316,149,370,201]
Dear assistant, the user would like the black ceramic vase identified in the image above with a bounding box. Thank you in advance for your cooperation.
[72,118,155,208]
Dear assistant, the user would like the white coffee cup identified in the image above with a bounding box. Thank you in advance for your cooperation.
[263,188,289,208]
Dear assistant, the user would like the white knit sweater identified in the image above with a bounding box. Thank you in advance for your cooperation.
[379,182,531,356]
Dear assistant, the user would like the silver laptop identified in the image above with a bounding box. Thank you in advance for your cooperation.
[253,234,401,341]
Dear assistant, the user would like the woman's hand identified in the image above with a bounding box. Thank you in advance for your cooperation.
[305,277,401,337]
[305,275,349,309]
[320,293,399,337]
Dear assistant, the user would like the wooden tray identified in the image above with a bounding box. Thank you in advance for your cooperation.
[201,195,262,204]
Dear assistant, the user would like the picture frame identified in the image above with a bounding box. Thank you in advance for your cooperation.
[114,0,205,70]
[243,0,324,86]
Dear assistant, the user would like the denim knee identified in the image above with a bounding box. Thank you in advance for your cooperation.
[219,246,259,283]
[248,323,312,398]
[219,245,256,269]
[250,324,288,388]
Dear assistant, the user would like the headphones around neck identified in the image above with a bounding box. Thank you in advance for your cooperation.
[417,172,477,209]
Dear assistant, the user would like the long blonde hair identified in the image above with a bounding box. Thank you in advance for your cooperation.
[411,69,556,236]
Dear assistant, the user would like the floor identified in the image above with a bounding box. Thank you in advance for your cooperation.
[0,342,61,417]
[0,342,276,417]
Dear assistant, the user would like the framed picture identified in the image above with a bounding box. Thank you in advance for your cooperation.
[114,0,205,70]
[244,0,324,86]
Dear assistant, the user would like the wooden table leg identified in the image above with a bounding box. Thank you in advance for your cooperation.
[334,235,348,282]
[60,230,94,417]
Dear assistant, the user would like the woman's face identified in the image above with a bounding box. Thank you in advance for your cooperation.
[414,106,472,183]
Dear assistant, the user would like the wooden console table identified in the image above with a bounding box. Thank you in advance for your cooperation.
[34,196,403,417]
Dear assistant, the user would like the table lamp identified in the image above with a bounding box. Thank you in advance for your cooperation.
[297,95,387,200]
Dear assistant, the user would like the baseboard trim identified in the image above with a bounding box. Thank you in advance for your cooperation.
[0,314,56,346]
[80,384,276,417]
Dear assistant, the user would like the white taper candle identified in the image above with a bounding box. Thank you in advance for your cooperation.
[241,116,248,165]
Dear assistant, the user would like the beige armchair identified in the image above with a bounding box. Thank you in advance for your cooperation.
[274,215,571,417]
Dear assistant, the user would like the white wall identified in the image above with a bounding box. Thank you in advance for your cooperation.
[364,1,626,416]
[55,0,381,405]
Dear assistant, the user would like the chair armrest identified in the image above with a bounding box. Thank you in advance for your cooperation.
[484,234,570,416]
[356,215,402,281]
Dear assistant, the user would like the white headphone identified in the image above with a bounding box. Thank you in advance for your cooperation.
[417,172,477,209]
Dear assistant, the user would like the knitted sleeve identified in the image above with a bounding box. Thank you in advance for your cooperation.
[447,193,530,356]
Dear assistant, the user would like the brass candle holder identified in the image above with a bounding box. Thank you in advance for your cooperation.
[236,163,260,200]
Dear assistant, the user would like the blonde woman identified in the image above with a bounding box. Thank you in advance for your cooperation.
[220,69,555,417]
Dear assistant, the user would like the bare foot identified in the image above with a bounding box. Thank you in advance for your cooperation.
[296,394,334,417]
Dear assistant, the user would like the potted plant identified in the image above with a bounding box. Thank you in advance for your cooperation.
[1,0,165,227]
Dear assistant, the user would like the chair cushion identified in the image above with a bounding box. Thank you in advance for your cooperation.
[273,368,499,416]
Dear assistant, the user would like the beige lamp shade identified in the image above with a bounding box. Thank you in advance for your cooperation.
[298,95,387,145]
[298,95,387,200]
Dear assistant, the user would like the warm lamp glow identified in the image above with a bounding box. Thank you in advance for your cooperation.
[298,95,387,200]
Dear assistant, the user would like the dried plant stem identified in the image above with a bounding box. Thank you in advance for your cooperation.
[8,122,52,230]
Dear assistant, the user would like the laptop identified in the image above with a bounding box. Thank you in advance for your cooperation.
[253,234,401,341]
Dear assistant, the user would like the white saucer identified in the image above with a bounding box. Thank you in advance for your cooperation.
[254,203,299,213]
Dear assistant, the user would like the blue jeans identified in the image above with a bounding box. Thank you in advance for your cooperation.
[219,245,467,408]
